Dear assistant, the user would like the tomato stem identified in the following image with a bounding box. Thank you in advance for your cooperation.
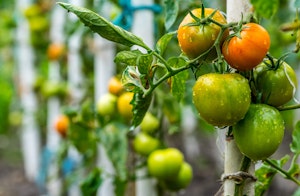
[265,159,300,186]
[234,156,253,196]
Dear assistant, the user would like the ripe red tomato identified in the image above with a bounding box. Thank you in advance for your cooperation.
[254,60,298,107]
[192,73,251,127]
[222,23,270,71]
[233,104,284,161]
[177,8,228,60]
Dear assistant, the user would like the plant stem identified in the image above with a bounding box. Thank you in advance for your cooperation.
[234,156,252,196]
[265,159,300,186]
[278,104,300,111]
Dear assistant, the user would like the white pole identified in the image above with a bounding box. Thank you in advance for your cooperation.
[15,0,41,181]
[130,0,156,195]
[94,1,116,196]
[67,1,85,195]
[224,1,254,195]
[46,4,67,195]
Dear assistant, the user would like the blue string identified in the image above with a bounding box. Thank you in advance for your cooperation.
[113,0,162,30]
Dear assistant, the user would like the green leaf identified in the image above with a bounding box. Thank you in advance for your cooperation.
[114,176,127,196]
[163,0,179,30]
[168,57,189,101]
[156,31,176,55]
[136,53,153,74]
[121,66,143,91]
[295,0,300,7]
[80,168,102,196]
[292,187,300,196]
[255,155,290,196]
[98,123,128,182]
[114,50,143,66]
[251,0,279,18]
[58,2,149,49]
[291,121,300,154]
[131,91,152,128]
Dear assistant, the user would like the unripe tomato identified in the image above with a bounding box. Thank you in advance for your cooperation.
[108,76,124,96]
[192,73,251,127]
[164,162,193,191]
[117,92,134,119]
[254,60,298,107]
[147,148,184,180]
[233,104,284,161]
[222,23,270,71]
[54,115,69,137]
[133,132,160,156]
[96,93,117,116]
[140,112,160,134]
[177,8,228,59]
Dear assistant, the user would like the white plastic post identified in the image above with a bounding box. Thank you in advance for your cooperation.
[224,1,254,195]
[46,4,67,195]
[130,0,157,196]
[67,1,85,196]
[93,1,116,196]
[15,0,41,181]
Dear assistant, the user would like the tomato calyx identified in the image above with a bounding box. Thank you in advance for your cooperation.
[185,5,221,28]
[264,53,290,70]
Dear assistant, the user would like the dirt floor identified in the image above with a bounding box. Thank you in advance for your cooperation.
[0,161,40,196]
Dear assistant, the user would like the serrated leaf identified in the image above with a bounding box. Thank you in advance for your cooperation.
[156,31,176,55]
[168,57,189,101]
[121,66,144,91]
[58,2,149,49]
[98,123,128,181]
[291,121,300,154]
[251,0,279,18]
[295,0,300,7]
[137,53,153,74]
[164,0,179,30]
[80,168,102,196]
[255,155,290,195]
[114,50,142,66]
[131,91,152,128]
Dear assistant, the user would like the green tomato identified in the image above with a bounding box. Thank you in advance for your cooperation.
[147,148,184,180]
[164,162,193,191]
[254,60,298,107]
[140,112,160,134]
[233,104,285,161]
[133,133,160,156]
[193,73,251,127]
[96,93,117,116]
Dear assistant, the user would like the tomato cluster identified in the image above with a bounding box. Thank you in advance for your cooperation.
[177,7,298,161]
[147,148,193,191]
[96,76,134,120]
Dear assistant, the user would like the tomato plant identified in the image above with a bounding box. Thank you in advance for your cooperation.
[222,23,271,71]
[192,73,251,127]
[233,104,285,161]
[254,58,298,107]
[177,7,229,60]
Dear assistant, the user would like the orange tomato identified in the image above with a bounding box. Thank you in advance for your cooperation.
[108,76,124,96]
[47,43,65,61]
[54,115,69,137]
[222,23,270,71]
